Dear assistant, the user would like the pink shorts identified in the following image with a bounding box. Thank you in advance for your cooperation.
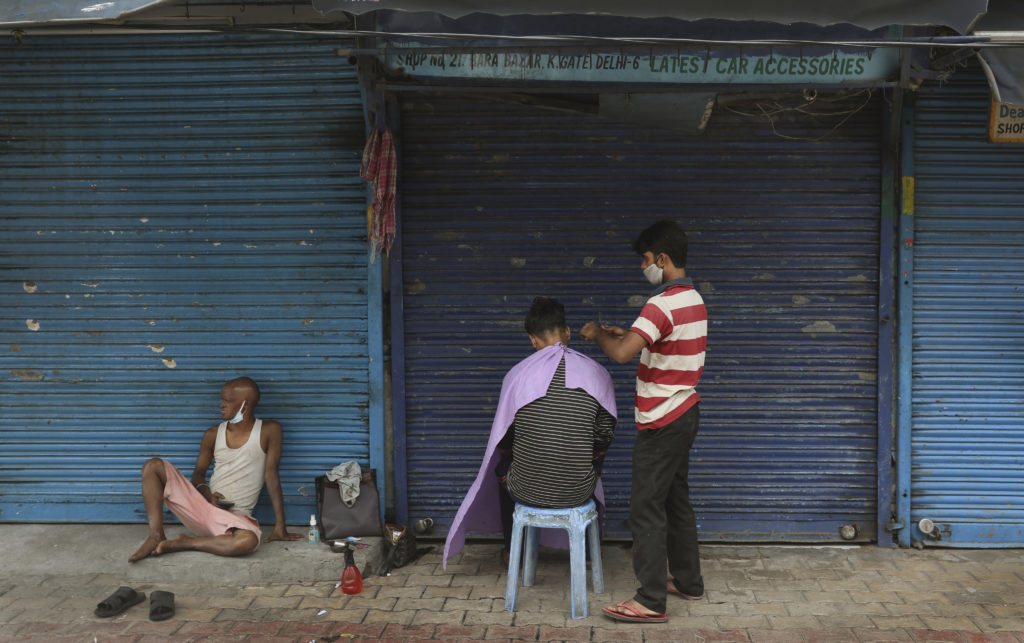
[161,459,262,547]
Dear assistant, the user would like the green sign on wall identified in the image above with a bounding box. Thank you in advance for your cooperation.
[384,47,899,84]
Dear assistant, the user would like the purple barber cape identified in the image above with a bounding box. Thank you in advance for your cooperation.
[443,342,617,568]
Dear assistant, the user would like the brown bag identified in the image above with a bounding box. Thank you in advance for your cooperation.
[314,470,383,540]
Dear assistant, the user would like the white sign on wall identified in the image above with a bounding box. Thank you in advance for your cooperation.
[990,101,1024,143]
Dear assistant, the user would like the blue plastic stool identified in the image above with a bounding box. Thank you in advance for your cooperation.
[503,499,604,619]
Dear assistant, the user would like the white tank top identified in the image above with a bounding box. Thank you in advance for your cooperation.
[209,419,267,516]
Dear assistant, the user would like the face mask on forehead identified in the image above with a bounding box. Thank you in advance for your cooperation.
[229,400,246,424]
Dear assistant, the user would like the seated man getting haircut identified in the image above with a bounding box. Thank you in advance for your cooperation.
[443,297,617,567]
[128,377,301,561]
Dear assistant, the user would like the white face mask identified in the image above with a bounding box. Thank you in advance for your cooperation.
[643,262,663,286]
[229,400,246,424]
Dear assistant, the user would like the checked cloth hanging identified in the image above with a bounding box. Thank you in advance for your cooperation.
[360,127,397,258]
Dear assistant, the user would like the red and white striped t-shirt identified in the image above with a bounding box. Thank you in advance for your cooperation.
[629,279,707,430]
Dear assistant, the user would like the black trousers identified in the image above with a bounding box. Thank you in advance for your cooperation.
[630,403,703,613]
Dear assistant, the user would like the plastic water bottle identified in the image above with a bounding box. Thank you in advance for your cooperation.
[308,514,320,544]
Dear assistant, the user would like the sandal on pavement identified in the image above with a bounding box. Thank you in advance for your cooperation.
[149,590,175,621]
[601,600,668,623]
[667,578,703,600]
[94,586,146,618]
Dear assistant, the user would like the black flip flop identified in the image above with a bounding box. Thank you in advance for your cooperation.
[149,590,175,621]
[94,586,146,618]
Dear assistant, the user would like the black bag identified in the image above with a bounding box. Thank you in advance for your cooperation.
[379,523,418,575]
[315,470,383,540]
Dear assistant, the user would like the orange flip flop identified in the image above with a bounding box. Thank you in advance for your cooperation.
[667,578,703,600]
[601,600,668,623]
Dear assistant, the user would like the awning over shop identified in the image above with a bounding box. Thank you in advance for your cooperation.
[366,13,901,89]
[974,0,1024,105]
[0,0,174,26]
[313,0,988,34]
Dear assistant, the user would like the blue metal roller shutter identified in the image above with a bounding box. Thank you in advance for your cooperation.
[910,64,1024,546]
[0,33,370,524]
[399,92,881,541]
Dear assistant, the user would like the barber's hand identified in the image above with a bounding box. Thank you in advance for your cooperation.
[210,492,225,506]
[579,321,601,341]
[601,324,627,337]
[267,525,303,543]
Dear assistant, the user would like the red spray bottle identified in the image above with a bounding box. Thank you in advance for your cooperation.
[341,544,362,595]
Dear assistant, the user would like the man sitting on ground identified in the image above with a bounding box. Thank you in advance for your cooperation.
[128,377,301,561]
[443,297,617,567]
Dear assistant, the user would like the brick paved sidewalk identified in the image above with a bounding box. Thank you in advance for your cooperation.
[4,542,1024,642]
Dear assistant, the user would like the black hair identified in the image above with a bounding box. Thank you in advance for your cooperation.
[631,219,688,268]
[524,296,567,336]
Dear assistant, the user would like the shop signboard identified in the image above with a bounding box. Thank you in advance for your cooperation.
[990,100,1024,143]
[380,46,899,85]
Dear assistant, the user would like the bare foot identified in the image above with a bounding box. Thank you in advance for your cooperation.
[128,535,165,562]
[154,534,192,556]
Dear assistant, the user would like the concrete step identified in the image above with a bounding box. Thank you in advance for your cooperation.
[0,524,385,584]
